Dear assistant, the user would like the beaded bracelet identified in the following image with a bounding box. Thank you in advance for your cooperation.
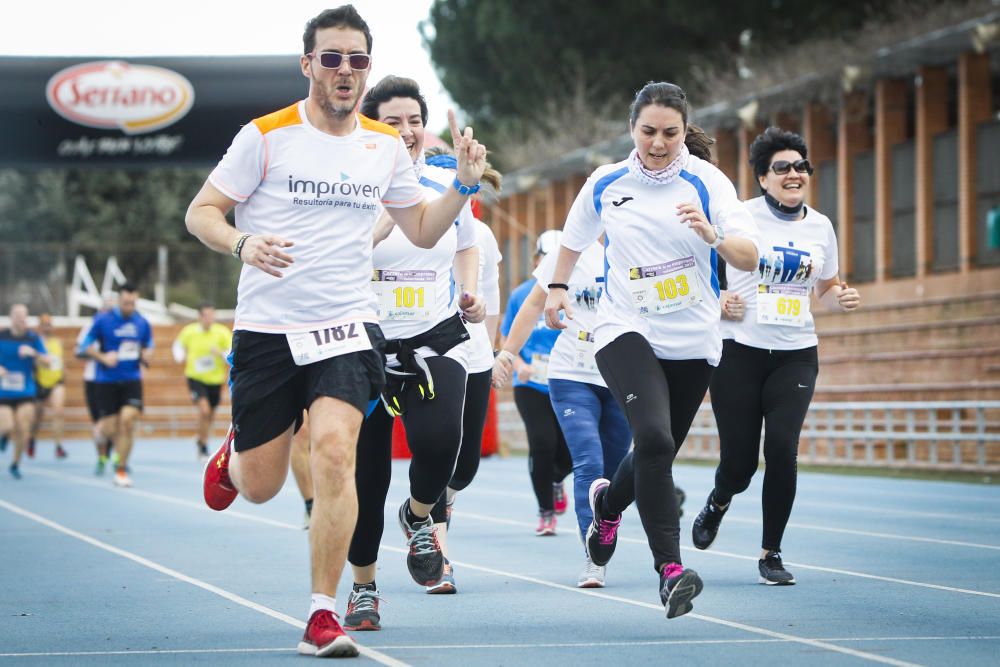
[231,233,252,259]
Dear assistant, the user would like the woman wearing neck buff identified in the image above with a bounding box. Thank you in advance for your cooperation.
[543,81,760,618]
[692,127,860,584]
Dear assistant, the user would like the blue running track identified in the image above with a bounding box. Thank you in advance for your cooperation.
[2,439,998,665]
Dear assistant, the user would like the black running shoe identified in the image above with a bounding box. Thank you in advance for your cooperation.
[758,551,796,585]
[344,585,382,631]
[691,492,728,550]
[659,566,704,619]
[398,501,444,585]
[585,478,622,567]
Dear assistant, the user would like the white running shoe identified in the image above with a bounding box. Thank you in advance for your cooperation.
[577,557,606,588]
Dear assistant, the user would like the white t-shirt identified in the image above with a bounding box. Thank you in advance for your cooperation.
[561,155,759,366]
[721,196,839,350]
[533,241,607,386]
[373,163,475,342]
[209,101,424,334]
[466,220,503,373]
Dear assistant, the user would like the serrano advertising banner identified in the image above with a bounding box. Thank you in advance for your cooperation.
[1,56,308,168]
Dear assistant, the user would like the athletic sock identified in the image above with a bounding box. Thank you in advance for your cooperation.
[405,501,424,526]
[308,593,336,617]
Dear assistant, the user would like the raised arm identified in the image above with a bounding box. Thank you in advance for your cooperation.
[387,111,487,249]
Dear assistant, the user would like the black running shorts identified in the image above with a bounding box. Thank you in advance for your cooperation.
[93,380,144,418]
[228,325,386,453]
[84,381,100,422]
[187,378,222,409]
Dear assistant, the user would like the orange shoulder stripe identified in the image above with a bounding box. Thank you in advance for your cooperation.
[252,103,302,135]
[359,114,400,139]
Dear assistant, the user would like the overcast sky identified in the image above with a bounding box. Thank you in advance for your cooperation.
[0,0,456,132]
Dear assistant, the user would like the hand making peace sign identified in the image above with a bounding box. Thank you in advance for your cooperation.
[448,109,488,189]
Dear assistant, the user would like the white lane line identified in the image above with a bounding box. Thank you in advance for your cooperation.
[719,516,1000,551]
[454,510,1000,599]
[2,635,998,657]
[434,558,920,667]
[459,478,1000,523]
[0,648,291,657]
[14,470,981,662]
[0,499,409,667]
[28,467,296,530]
[26,468,1000,598]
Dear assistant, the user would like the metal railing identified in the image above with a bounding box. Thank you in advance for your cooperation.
[500,399,1000,473]
[684,401,1000,472]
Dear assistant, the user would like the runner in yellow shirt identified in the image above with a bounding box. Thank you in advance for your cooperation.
[172,304,232,461]
[32,313,68,460]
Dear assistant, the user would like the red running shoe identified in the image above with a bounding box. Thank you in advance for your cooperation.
[203,427,238,511]
[27,438,36,459]
[553,482,568,515]
[297,609,359,658]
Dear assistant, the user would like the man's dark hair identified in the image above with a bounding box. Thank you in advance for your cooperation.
[360,76,428,125]
[303,5,373,55]
[198,302,215,312]
[119,283,138,294]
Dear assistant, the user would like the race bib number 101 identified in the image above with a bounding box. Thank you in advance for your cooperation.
[286,322,372,366]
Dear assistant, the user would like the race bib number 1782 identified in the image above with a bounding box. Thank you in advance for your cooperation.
[286,322,372,366]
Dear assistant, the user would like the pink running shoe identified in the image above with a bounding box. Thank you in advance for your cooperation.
[535,510,557,536]
[553,482,568,515]
[585,478,621,566]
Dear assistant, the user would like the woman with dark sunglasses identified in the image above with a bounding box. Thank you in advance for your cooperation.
[544,81,760,618]
[692,126,860,585]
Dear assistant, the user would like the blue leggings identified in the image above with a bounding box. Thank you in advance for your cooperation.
[549,378,632,547]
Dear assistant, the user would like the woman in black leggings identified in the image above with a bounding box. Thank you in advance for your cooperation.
[545,82,760,618]
[500,230,574,536]
[343,76,486,631]
[692,126,860,585]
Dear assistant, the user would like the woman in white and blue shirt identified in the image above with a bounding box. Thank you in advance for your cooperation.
[543,82,760,618]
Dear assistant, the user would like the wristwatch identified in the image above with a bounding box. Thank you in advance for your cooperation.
[708,224,725,248]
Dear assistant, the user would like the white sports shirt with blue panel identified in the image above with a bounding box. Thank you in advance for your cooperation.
[560,153,759,366]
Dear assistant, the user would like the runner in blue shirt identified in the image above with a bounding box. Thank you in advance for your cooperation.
[1,304,49,479]
[499,230,573,535]
[77,284,153,488]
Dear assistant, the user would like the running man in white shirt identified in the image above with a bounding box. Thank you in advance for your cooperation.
[692,127,860,585]
[184,6,487,658]
[544,82,759,619]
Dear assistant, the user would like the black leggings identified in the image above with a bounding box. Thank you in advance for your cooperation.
[596,333,713,571]
[513,385,572,512]
[710,340,818,551]
[349,355,467,567]
[430,369,492,523]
